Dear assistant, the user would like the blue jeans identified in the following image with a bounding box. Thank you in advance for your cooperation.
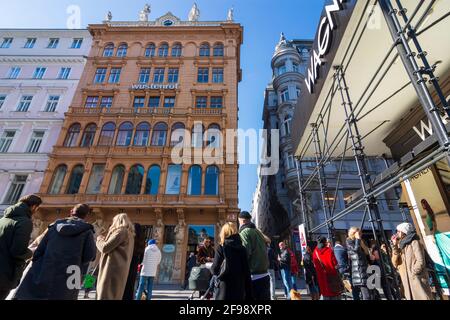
[135,276,154,300]
[280,268,292,299]
[291,274,298,291]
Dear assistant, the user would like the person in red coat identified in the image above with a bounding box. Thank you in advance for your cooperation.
[287,248,299,290]
[312,236,342,300]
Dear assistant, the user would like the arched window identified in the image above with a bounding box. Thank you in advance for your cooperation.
[188,165,202,195]
[171,43,182,57]
[108,165,125,194]
[116,43,127,57]
[125,164,144,194]
[116,122,133,146]
[64,123,81,147]
[158,43,169,57]
[145,43,155,57]
[134,122,150,146]
[204,165,219,195]
[170,122,185,146]
[191,123,204,148]
[199,43,210,56]
[48,165,67,194]
[98,122,116,146]
[213,43,224,56]
[66,165,84,194]
[103,43,114,57]
[145,165,161,195]
[165,164,181,194]
[80,123,97,147]
[206,124,221,147]
[151,122,167,146]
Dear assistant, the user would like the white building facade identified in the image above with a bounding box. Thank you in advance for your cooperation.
[0,29,91,214]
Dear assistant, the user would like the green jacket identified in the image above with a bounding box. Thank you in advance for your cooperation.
[0,202,33,290]
[239,223,269,275]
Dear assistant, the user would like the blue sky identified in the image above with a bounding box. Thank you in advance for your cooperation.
[0,0,324,211]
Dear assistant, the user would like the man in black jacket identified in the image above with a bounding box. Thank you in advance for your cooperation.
[278,242,292,300]
[14,203,96,300]
[0,195,42,299]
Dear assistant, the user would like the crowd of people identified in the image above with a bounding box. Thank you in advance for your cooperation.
[0,195,440,300]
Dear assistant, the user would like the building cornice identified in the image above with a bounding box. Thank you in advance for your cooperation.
[0,56,87,64]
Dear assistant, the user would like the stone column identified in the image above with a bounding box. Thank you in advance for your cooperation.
[173,208,186,284]
[153,208,164,246]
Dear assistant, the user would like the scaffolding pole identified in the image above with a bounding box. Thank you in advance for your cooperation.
[311,123,334,242]
[295,158,309,236]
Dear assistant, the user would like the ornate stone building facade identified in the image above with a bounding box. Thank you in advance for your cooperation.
[36,10,242,284]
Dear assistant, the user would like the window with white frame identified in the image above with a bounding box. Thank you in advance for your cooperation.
[32,67,46,79]
[212,68,224,83]
[85,96,99,108]
[168,68,179,83]
[7,67,21,79]
[281,88,290,103]
[26,131,45,153]
[153,68,165,83]
[0,95,6,110]
[24,38,36,48]
[285,153,295,169]
[44,95,60,112]
[108,68,121,83]
[100,96,113,108]
[0,130,16,153]
[283,115,292,136]
[47,38,59,48]
[94,68,107,83]
[0,37,13,48]
[57,67,71,79]
[278,64,286,75]
[70,38,83,49]
[16,95,33,112]
[3,175,28,204]
[138,68,151,83]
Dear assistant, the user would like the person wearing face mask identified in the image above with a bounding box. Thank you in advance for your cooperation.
[391,222,433,300]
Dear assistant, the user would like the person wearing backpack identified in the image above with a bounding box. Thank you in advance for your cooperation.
[211,222,252,300]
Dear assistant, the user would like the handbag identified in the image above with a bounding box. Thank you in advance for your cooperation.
[315,250,344,294]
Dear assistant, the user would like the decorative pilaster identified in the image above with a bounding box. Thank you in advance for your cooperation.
[173,208,186,282]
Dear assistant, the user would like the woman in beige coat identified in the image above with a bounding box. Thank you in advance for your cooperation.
[391,222,433,300]
[96,213,135,300]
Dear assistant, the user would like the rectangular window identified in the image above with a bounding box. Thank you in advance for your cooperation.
[24,38,36,48]
[195,96,207,108]
[0,37,13,48]
[26,131,45,153]
[133,96,145,108]
[57,67,71,79]
[100,96,113,108]
[293,63,299,73]
[342,190,358,208]
[167,68,179,83]
[197,68,209,83]
[86,164,106,194]
[85,96,99,108]
[3,175,27,205]
[138,68,151,83]
[148,96,160,108]
[212,68,224,83]
[0,131,16,153]
[47,38,59,48]
[32,67,46,79]
[153,68,165,83]
[0,95,6,110]
[210,96,223,108]
[44,95,60,112]
[281,89,290,103]
[108,68,121,83]
[164,97,175,108]
[94,68,107,84]
[16,95,33,112]
[71,38,83,49]
[8,67,21,79]
[165,165,181,194]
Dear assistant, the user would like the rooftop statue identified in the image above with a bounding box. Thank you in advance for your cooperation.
[139,4,151,21]
[188,3,200,22]
[227,7,234,22]
[105,11,112,22]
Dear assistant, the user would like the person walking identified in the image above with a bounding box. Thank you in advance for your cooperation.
[96,213,135,300]
[123,223,146,300]
[211,222,252,300]
[0,195,42,299]
[346,227,372,300]
[302,245,320,300]
[135,239,161,300]
[278,242,292,299]
[287,247,299,291]
[264,236,278,300]
[14,204,96,300]
[391,222,433,300]
[333,241,349,276]
[312,236,343,300]
[238,211,270,300]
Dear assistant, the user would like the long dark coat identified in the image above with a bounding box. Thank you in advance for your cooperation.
[346,238,369,287]
[211,234,252,300]
[15,217,96,300]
